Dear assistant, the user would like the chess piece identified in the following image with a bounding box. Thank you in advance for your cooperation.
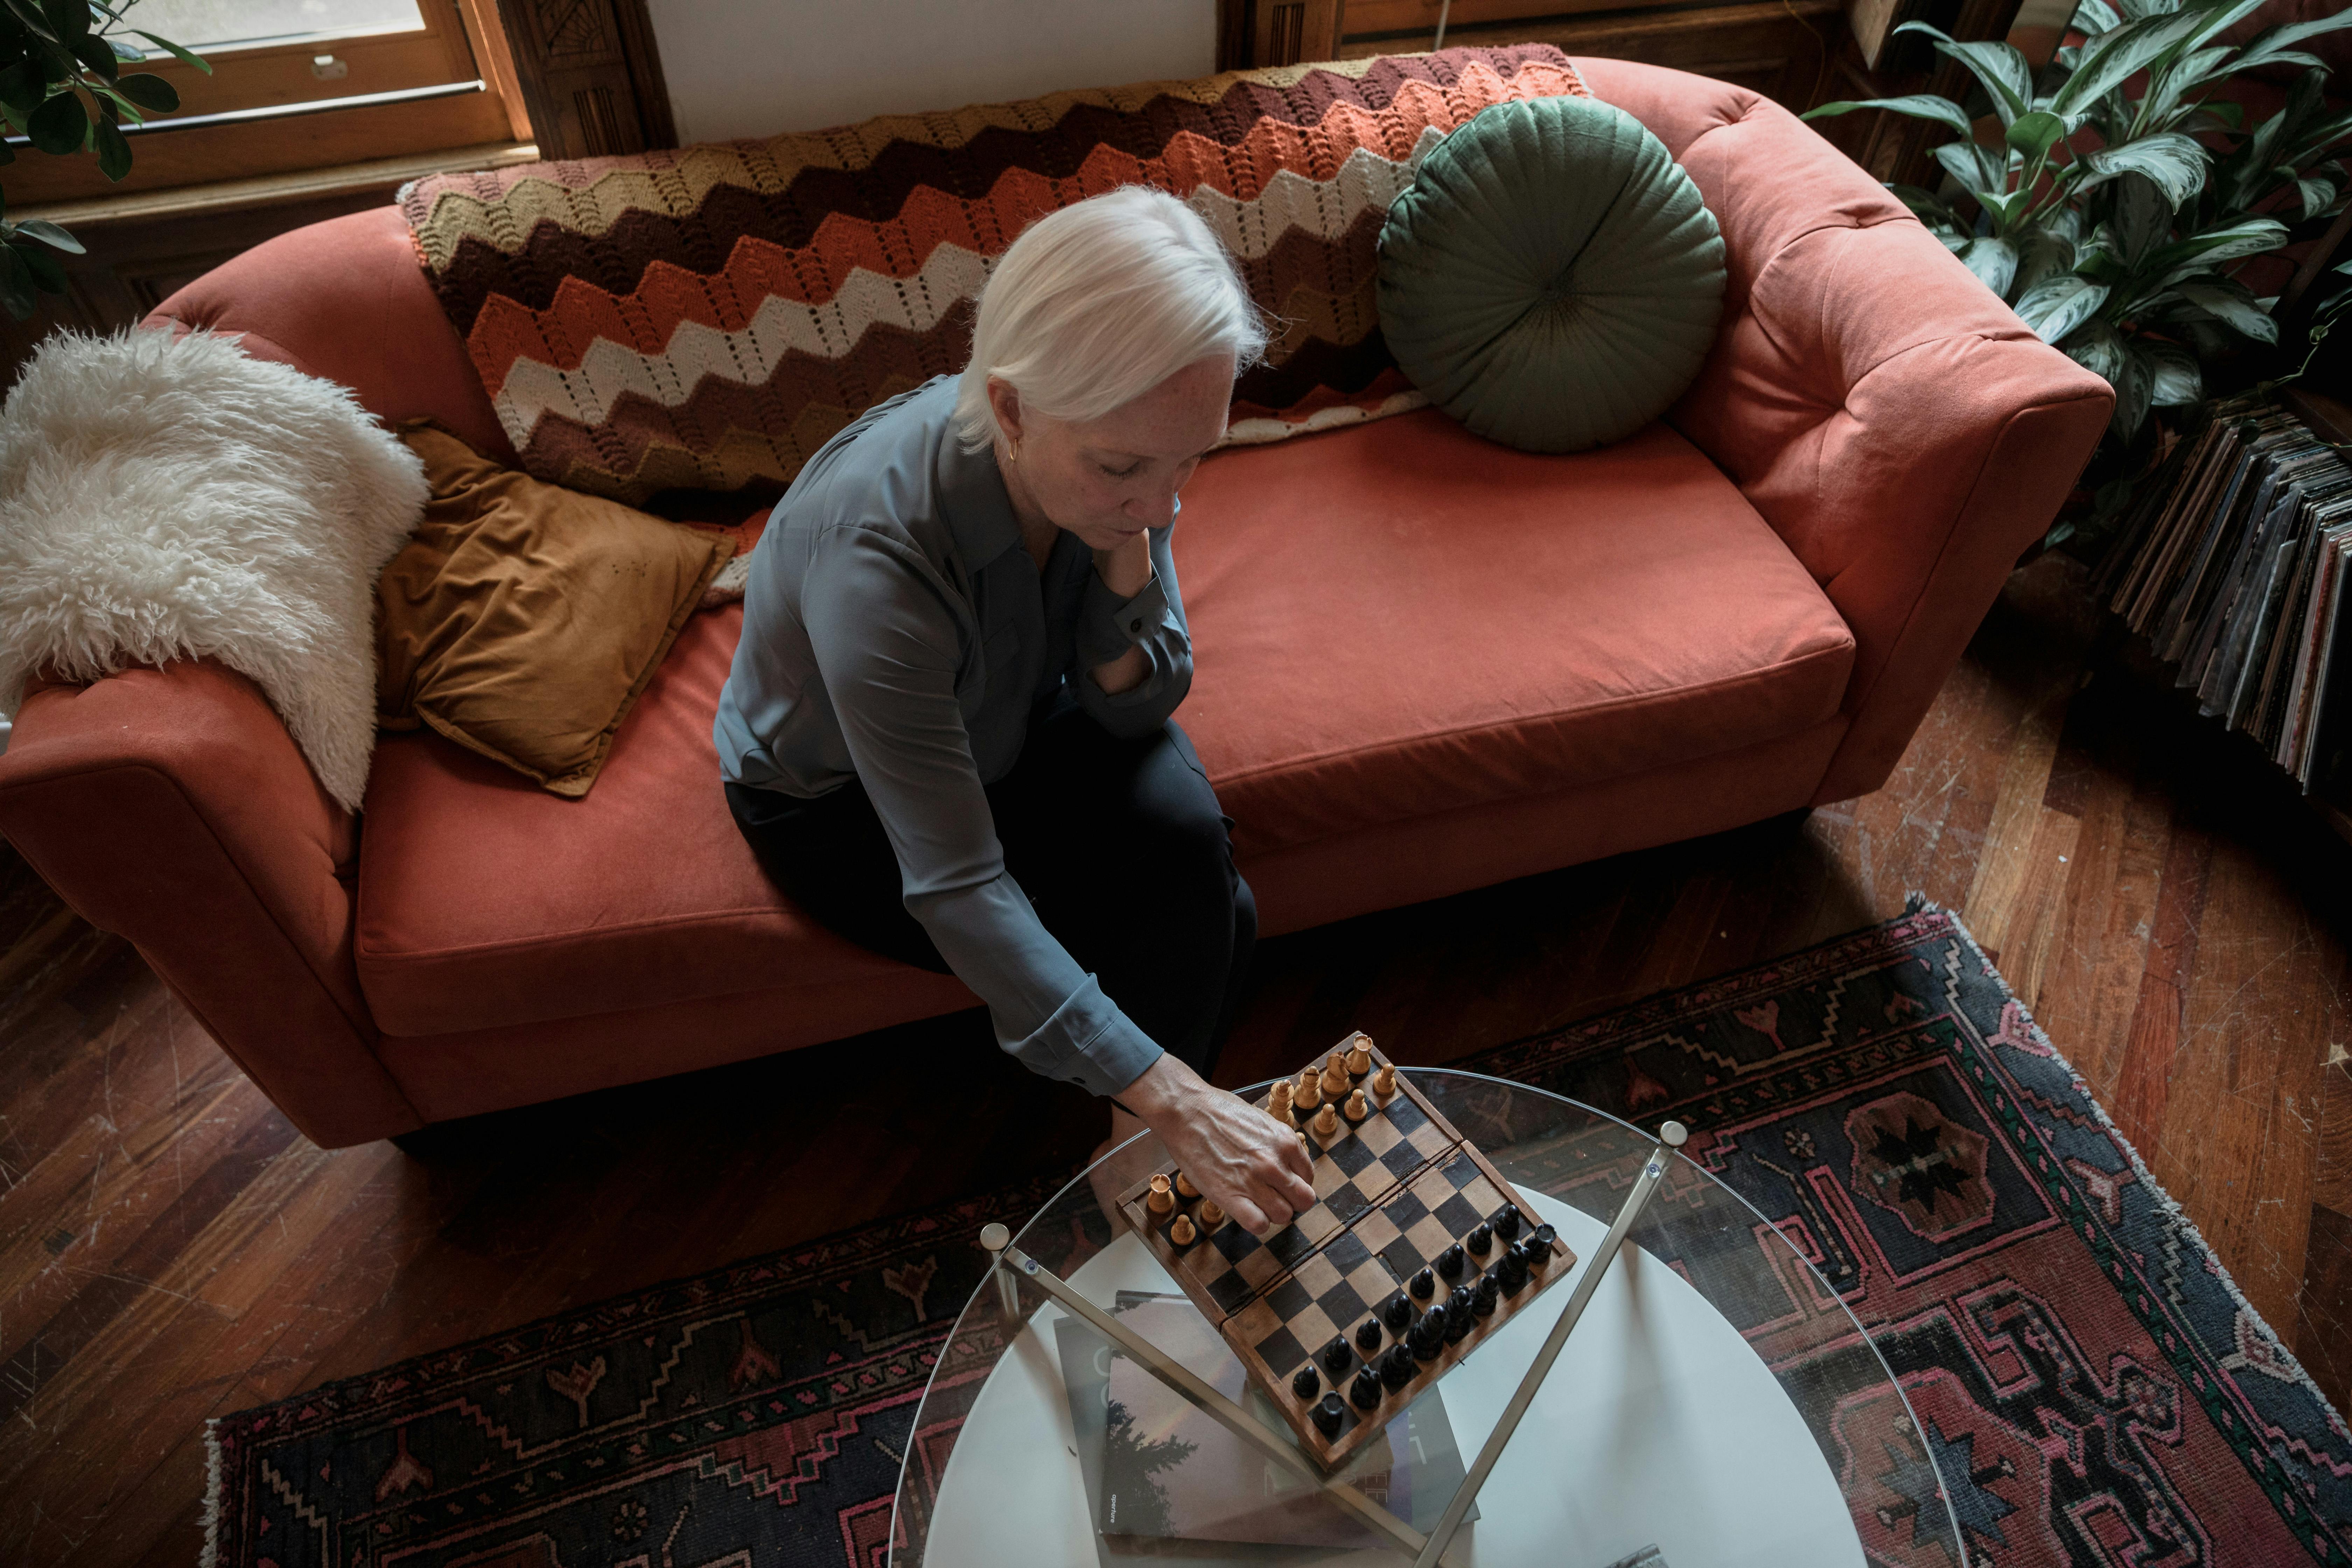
[1294,1068,1323,1114]
[1313,1392,1345,1437]
[1380,1344,1416,1390]
[1496,1248,1529,1295]
[1312,1101,1340,1139]
[1345,1037,1373,1077]
[1343,1088,1370,1124]
[1409,1304,1447,1360]
[1355,1317,1384,1354]
[1321,1336,1353,1376]
[1350,1366,1383,1410]
[1145,1175,1175,1216]
[1293,1364,1321,1399]
[1197,1198,1226,1230]
[1493,1202,1523,1242]
[1444,1286,1475,1343]
[1409,1266,1436,1301]
[1382,1292,1413,1334]
[1465,1221,1493,1256]
[1320,1054,1350,1101]
[1266,1079,1295,1125]
[1371,1062,1397,1100]
[1168,1214,1197,1249]
[1472,1275,1499,1317]
[1173,1171,1199,1201]
[1436,1242,1465,1280]
[1528,1223,1558,1260]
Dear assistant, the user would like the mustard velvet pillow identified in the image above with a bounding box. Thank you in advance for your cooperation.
[377,424,734,797]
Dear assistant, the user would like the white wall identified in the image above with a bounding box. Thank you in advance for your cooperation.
[645,0,1217,145]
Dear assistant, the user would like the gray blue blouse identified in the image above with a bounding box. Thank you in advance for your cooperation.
[714,377,1191,1097]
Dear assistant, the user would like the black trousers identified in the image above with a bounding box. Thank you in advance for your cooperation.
[725,704,1254,1080]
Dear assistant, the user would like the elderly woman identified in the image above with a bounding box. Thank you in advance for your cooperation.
[715,187,1317,1235]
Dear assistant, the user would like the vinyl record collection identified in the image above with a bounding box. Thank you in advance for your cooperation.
[2093,392,2352,808]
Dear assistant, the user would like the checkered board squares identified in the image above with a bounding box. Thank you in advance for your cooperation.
[1226,1232,1399,1380]
[1364,1155,1507,1284]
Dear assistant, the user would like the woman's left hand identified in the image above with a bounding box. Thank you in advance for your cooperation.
[1092,530,1153,598]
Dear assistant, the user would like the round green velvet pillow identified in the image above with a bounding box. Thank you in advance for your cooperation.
[1377,95,1726,453]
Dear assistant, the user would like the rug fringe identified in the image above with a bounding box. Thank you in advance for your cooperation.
[1915,892,2349,1434]
[200,1417,222,1568]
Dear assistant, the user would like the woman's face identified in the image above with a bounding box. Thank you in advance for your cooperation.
[989,355,1234,553]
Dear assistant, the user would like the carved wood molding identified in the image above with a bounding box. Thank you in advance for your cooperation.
[493,0,676,159]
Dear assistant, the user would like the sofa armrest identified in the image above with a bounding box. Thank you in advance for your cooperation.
[0,660,421,1146]
[1575,60,2114,803]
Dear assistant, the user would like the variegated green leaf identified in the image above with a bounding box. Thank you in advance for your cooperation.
[1897,22,2033,123]
[1801,94,1975,139]
[2014,274,2110,341]
[2142,341,2202,405]
[1959,235,2021,297]
[2173,281,2280,341]
[2078,132,2210,204]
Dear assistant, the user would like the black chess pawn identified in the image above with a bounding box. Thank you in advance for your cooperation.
[1496,1248,1530,1295]
[1528,1223,1559,1261]
[1321,1336,1353,1377]
[1292,1364,1321,1399]
[1493,1203,1524,1242]
[1436,1242,1466,1280]
[1313,1392,1346,1437]
[1380,1343,1416,1390]
[1350,1366,1383,1410]
[1356,1317,1384,1355]
[1446,1284,1475,1334]
[1383,1291,1414,1333]
[1409,1265,1436,1301]
[1465,1221,1493,1256]
[1472,1275,1499,1317]
[1409,1303,1448,1360]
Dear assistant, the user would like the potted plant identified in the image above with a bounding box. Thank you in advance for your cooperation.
[0,0,205,320]
[1805,0,2352,551]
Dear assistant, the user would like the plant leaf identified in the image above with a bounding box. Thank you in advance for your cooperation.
[127,30,208,72]
[90,113,129,180]
[2298,175,2337,221]
[70,33,114,78]
[2008,109,2070,160]
[25,83,84,153]
[2053,10,2209,117]
[2109,340,2155,440]
[2140,340,2202,405]
[2174,280,2280,341]
[2015,274,2110,340]
[1801,94,1976,139]
[2079,132,2210,205]
[111,70,173,112]
[2013,225,2078,295]
[2232,8,2352,74]
[2149,215,2290,284]
[1936,138,2008,198]
[15,237,65,292]
[0,244,38,320]
[12,215,82,252]
[1897,22,2033,124]
[0,56,42,116]
[2064,317,2128,381]
[2074,0,2123,34]
[2110,172,2174,267]
[1959,235,2021,296]
[38,0,86,42]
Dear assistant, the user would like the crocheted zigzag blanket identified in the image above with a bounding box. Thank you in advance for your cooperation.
[397,45,1588,508]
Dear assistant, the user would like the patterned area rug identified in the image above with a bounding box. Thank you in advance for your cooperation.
[205,905,2351,1566]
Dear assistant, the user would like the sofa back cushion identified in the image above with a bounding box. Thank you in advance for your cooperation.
[398,45,1587,507]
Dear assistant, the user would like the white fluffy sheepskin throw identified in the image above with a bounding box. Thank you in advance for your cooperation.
[0,329,427,811]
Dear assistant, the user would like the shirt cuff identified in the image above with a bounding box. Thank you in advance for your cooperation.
[1075,569,1172,670]
[1003,972,1164,1097]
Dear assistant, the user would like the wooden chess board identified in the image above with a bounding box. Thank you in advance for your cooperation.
[1115,1034,1575,1469]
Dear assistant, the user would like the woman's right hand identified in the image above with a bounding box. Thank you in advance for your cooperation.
[1120,1052,1317,1235]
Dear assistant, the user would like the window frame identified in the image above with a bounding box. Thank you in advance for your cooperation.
[3,0,530,205]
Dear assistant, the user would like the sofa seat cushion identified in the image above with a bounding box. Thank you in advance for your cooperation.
[356,604,976,1037]
[357,408,1851,1038]
[1174,407,1854,857]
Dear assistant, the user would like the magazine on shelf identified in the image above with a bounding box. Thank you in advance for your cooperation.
[1052,1291,1477,1560]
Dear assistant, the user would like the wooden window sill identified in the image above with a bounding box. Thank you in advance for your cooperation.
[12,140,539,229]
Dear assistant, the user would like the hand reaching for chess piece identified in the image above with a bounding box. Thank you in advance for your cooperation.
[1113,1053,1317,1236]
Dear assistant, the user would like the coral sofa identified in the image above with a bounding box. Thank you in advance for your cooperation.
[0,55,2111,1149]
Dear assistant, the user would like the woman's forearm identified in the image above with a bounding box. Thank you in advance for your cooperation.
[1088,532,1156,695]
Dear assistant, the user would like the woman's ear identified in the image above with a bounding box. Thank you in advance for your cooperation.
[985,377,1024,451]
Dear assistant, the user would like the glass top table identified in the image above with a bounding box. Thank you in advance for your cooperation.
[890,1069,1961,1567]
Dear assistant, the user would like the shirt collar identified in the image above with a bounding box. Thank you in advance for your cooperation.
[935,422,1023,572]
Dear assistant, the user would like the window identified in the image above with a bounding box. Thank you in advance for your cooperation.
[6,0,528,205]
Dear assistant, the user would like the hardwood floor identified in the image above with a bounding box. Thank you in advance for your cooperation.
[1,553,2347,1565]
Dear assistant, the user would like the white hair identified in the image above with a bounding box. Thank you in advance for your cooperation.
[953,186,1266,451]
